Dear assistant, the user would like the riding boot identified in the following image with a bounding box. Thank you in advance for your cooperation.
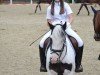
[39,46,47,72]
[75,46,84,72]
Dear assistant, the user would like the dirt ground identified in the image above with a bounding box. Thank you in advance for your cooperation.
[0,3,100,75]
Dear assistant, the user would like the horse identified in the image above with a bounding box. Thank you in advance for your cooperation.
[77,0,100,15]
[34,0,52,13]
[44,23,77,75]
[91,6,100,41]
[91,6,100,60]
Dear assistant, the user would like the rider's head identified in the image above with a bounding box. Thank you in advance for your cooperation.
[51,0,64,15]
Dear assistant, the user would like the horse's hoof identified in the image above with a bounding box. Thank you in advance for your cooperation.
[98,55,100,60]
[76,13,79,15]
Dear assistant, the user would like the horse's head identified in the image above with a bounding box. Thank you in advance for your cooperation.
[48,23,67,63]
[91,6,100,40]
[49,23,66,50]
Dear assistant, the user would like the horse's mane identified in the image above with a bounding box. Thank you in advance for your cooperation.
[51,25,66,50]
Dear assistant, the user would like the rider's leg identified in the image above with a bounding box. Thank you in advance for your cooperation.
[75,45,84,72]
[39,46,47,72]
[65,27,84,72]
[39,30,51,72]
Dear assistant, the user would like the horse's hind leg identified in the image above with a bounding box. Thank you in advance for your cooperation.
[77,3,90,15]
[39,4,41,11]
[84,4,90,15]
[34,3,41,13]
[34,4,39,13]
[77,4,84,15]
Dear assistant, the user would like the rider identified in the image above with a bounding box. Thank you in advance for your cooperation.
[39,0,84,72]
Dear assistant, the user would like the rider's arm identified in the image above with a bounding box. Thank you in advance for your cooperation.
[65,3,74,24]
[67,13,74,24]
[46,6,53,26]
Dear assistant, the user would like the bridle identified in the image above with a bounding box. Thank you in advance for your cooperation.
[50,42,67,63]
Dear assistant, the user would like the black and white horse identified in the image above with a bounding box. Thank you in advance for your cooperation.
[46,24,75,75]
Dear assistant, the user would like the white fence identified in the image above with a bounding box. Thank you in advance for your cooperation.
[1,0,76,4]
[9,0,33,4]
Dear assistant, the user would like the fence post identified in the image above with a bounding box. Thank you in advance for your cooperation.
[10,0,12,4]
[30,0,33,4]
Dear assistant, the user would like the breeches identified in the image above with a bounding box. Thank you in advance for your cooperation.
[39,30,51,48]
[65,27,83,47]
[39,27,83,48]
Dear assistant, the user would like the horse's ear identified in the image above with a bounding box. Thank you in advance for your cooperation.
[91,6,97,14]
[48,22,55,30]
[62,22,66,30]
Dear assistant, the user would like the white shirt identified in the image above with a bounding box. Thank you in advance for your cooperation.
[46,2,73,26]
